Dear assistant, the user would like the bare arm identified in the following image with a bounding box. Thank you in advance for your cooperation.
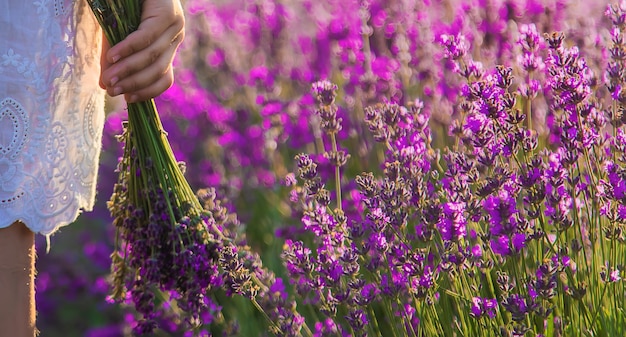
[0,222,36,337]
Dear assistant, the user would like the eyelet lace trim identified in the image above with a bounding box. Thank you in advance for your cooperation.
[0,0,105,237]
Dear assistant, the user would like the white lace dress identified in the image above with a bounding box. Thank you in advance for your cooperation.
[0,0,106,237]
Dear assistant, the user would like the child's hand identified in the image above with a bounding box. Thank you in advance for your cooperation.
[99,0,185,103]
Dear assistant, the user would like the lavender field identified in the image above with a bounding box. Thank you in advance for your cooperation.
[37,0,626,336]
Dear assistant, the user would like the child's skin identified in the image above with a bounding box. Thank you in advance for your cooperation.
[0,222,35,337]
[0,1,185,336]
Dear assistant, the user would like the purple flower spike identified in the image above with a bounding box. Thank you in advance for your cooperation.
[470,297,498,319]
[437,202,467,242]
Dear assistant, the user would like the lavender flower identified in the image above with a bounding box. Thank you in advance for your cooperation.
[437,201,467,242]
[470,297,498,319]
[58,1,626,336]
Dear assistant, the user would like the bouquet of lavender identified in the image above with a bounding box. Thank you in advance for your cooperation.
[87,1,305,335]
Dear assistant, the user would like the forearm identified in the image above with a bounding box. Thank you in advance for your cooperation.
[0,222,36,337]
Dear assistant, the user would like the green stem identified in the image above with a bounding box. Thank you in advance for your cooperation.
[330,133,343,211]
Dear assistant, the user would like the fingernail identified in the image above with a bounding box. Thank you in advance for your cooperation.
[113,87,123,96]
[111,55,121,63]
[110,77,118,86]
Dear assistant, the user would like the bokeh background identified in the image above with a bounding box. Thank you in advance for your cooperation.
[35,0,614,336]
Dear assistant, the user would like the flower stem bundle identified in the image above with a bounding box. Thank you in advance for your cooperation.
[87,1,302,335]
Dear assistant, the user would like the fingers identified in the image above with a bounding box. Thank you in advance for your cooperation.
[124,68,174,103]
[105,0,185,64]
[106,15,183,64]
[115,51,176,103]
[100,0,185,102]
[103,28,181,100]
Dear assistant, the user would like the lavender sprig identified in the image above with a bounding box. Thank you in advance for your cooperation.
[88,1,306,335]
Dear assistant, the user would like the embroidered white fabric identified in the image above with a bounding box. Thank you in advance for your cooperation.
[0,0,105,236]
